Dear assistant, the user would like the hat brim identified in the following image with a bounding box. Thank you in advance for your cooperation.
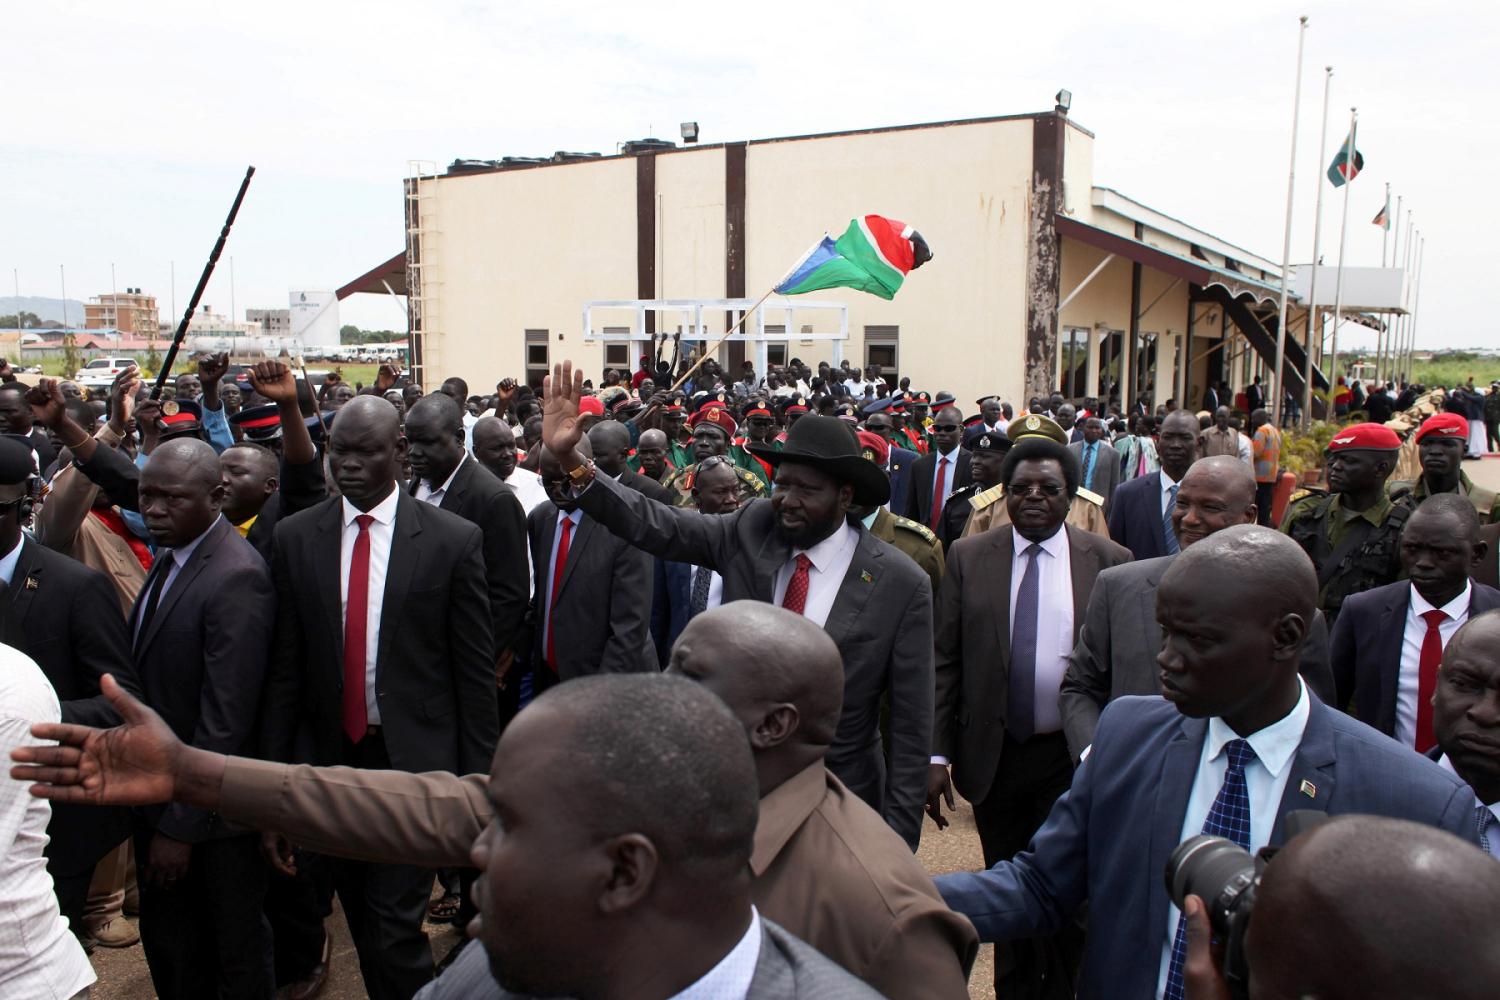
[746,443,891,507]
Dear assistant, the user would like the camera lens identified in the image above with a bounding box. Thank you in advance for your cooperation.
[1166,834,1257,931]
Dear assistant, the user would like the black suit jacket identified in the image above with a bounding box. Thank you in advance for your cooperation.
[527,505,656,679]
[933,524,1132,803]
[1106,471,1170,561]
[2,537,144,873]
[903,449,972,528]
[410,458,529,656]
[263,491,498,777]
[618,467,675,505]
[573,473,934,849]
[132,517,276,842]
[1329,579,1500,733]
[245,454,329,563]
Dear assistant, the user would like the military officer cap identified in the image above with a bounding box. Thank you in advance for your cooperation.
[861,397,894,417]
[783,396,809,415]
[0,434,37,501]
[970,431,1013,454]
[228,403,284,442]
[156,398,205,441]
[912,391,932,406]
[1008,413,1068,445]
[932,391,956,408]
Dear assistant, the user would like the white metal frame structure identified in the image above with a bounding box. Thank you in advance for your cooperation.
[582,298,848,374]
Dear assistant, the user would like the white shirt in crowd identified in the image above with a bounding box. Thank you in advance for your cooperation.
[1235,433,1254,468]
[341,487,399,726]
[675,908,762,1000]
[931,446,962,509]
[1158,468,1181,519]
[1397,581,1471,747]
[1157,678,1311,999]
[413,461,464,506]
[502,466,550,517]
[771,521,859,628]
[0,645,96,1000]
[1006,526,1074,736]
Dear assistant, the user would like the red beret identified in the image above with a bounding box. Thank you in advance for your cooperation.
[578,396,604,416]
[689,405,738,438]
[856,430,889,466]
[1415,412,1468,444]
[1327,422,1401,452]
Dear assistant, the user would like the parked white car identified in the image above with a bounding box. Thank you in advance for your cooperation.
[74,357,140,389]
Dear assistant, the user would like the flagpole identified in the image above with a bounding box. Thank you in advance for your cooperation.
[1408,236,1425,379]
[1377,181,1390,383]
[1271,15,1309,430]
[1389,195,1403,385]
[1327,107,1358,401]
[1300,66,1333,429]
[1398,212,1415,384]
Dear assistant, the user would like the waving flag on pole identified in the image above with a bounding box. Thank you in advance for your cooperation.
[1327,125,1364,187]
[775,215,933,300]
[1372,199,1389,229]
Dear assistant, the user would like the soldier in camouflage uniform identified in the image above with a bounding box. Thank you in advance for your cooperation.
[852,429,945,600]
[1388,412,1500,523]
[1281,422,1415,626]
[662,400,767,508]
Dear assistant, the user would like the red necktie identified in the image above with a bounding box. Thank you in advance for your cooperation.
[930,457,948,530]
[781,554,813,615]
[343,514,375,744]
[1415,608,1448,752]
[546,517,574,672]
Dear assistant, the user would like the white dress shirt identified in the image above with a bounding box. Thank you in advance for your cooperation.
[413,460,463,506]
[501,466,550,517]
[341,488,399,726]
[1235,433,1254,468]
[0,645,95,999]
[1008,526,1074,736]
[132,516,222,643]
[1397,582,1472,747]
[772,521,859,628]
[1159,469,1181,519]
[1157,678,1311,998]
[932,446,962,509]
[672,908,762,1000]
[542,509,584,649]
[1437,753,1499,856]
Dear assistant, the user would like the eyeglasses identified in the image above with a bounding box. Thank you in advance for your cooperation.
[931,424,960,432]
[1006,483,1065,498]
[697,455,733,472]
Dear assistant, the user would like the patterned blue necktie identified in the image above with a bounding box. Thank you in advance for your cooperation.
[689,565,713,616]
[1007,543,1043,743]
[1082,442,1097,491]
[1163,483,1181,555]
[1479,803,1494,857]
[1164,739,1256,1000]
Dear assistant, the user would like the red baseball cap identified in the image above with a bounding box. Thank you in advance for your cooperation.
[1414,412,1468,444]
[1327,422,1401,452]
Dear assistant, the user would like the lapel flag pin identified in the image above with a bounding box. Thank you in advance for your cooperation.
[860,570,874,583]
[25,576,39,591]
[1299,779,1317,799]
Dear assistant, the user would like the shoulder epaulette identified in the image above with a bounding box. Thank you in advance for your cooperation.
[891,515,938,545]
[1076,487,1105,507]
[970,484,1006,511]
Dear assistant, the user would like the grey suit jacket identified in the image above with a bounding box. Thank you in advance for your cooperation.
[1059,555,1337,761]
[573,472,933,849]
[933,523,1132,803]
[415,920,884,1000]
[1067,440,1122,507]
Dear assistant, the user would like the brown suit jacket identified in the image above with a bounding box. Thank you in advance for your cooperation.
[1478,522,1500,589]
[934,523,1132,803]
[219,758,977,998]
[34,439,148,617]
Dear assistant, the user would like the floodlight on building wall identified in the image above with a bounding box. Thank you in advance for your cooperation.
[1055,89,1072,115]
[681,122,700,143]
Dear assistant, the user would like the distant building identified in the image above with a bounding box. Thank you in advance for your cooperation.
[84,289,159,336]
[185,305,262,338]
[245,308,291,338]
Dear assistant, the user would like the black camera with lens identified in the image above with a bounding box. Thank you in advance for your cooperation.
[1164,811,1328,998]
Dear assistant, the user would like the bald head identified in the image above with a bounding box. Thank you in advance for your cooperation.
[147,438,222,493]
[1409,492,1482,544]
[333,394,402,443]
[637,428,668,451]
[407,391,464,435]
[1174,456,1258,548]
[1166,524,1315,622]
[1249,815,1500,1000]
[587,420,632,477]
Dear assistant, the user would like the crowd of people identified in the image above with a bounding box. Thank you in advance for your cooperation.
[0,347,1496,1000]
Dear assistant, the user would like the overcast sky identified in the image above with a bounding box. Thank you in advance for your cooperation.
[6,1,1494,351]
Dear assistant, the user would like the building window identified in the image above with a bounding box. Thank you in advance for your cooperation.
[864,325,898,388]
[525,329,549,389]
[1060,327,1088,400]
[604,342,629,368]
[763,325,788,368]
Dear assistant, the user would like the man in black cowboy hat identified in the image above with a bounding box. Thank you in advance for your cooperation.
[540,361,935,849]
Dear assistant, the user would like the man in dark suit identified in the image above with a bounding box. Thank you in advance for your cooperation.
[903,405,970,533]
[131,437,278,999]
[1107,409,1198,560]
[861,406,916,518]
[261,395,497,1000]
[0,381,58,473]
[542,361,934,849]
[0,435,143,936]
[1066,417,1121,509]
[935,526,1479,999]
[1431,610,1500,853]
[588,419,674,503]
[529,435,656,685]
[928,435,1130,998]
[1330,495,1500,751]
[1061,457,1335,759]
[651,457,742,664]
[1245,375,1265,414]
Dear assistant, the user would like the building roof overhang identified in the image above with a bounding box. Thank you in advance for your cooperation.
[337,253,407,300]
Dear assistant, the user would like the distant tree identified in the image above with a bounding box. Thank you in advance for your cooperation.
[62,330,81,375]
[0,310,42,329]
[340,323,363,344]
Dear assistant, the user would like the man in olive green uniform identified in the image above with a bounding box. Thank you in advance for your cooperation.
[1281,422,1416,627]
[662,400,767,508]
[1388,412,1500,523]
[963,414,1110,539]
[853,430,945,600]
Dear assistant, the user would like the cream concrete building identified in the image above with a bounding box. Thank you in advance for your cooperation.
[344,107,1336,413]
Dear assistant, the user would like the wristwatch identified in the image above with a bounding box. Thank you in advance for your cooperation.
[567,458,597,483]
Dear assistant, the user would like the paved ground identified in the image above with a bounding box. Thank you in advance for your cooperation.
[1463,453,1500,492]
[83,803,994,999]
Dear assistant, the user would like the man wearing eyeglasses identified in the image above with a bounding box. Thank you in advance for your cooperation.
[929,434,1130,999]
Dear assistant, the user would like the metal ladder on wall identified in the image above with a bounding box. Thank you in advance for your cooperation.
[405,161,440,387]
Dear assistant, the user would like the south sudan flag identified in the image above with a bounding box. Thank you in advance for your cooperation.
[1327,127,1364,187]
[775,215,932,300]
